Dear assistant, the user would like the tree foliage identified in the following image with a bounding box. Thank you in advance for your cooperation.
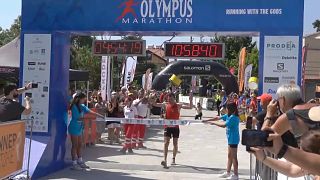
[70,36,102,89]
[313,19,320,32]
[0,16,21,47]
[211,36,258,77]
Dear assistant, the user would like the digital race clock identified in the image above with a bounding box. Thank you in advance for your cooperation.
[164,42,225,60]
[93,40,146,56]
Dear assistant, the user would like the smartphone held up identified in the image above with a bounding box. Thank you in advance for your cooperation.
[241,129,273,147]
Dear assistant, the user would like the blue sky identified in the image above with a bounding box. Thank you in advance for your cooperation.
[0,0,319,45]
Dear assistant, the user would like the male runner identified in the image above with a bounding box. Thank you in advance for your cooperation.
[154,93,192,168]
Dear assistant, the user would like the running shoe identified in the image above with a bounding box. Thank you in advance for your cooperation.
[161,161,169,169]
[227,174,239,180]
[128,148,134,154]
[171,158,177,165]
[71,163,83,171]
[78,161,90,169]
[119,148,127,154]
[218,172,231,178]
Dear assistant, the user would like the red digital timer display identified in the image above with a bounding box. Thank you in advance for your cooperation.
[164,42,225,60]
[93,40,146,56]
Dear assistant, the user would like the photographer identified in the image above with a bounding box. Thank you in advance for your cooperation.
[251,130,320,178]
[249,84,320,177]
[0,83,32,122]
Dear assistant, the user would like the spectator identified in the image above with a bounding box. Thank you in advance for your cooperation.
[251,130,320,178]
[203,102,240,180]
[94,94,107,143]
[119,97,138,154]
[106,92,121,144]
[133,89,150,148]
[195,102,203,120]
[68,92,104,170]
[253,93,273,130]
[248,93,258,117]
[215,90,222,116]
[0,83,32,122]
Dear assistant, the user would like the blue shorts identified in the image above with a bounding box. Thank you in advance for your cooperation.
[68,121,83,136]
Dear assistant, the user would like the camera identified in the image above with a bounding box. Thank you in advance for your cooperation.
[32,83,38,88]
[241,129,273,147]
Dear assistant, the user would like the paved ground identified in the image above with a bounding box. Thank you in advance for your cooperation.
[41,109,252,180]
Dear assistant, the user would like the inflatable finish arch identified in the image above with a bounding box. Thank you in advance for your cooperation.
[152,61,239,95]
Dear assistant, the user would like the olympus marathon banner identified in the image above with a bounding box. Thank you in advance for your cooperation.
[152,61,239,95]
[22,0,303,34]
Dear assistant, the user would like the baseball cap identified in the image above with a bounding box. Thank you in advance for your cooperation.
[111,91,117,95]
[257,93,272,103]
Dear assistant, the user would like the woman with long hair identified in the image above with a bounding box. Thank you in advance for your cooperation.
[203,102,240,180]
[68,92,104,170]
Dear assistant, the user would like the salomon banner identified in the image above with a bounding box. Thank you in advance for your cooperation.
[124,56,137,87]
[152,61,239,95]
[263,36,299,98]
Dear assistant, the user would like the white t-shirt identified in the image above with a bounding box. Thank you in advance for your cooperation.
[133,99,149,117]
[124,105,138,119]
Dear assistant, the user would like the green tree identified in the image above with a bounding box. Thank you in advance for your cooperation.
[312,19,320,32]
[70,36,101,89]
[211,36,256,76]
[246,47,259,77]
[0,16,21,46]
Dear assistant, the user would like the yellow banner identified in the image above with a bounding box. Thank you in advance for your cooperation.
[0,121,25,179]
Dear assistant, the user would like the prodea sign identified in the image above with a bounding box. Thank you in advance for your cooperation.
[0,121,25,179]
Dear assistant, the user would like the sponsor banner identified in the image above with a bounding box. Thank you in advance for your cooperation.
[191,76,197,92]
[147,72,153,90]
[144,68,151,90]
[106,57,112,101]
[124,56,137,87]
[103,117,199,126]
[142,74,146,90]
[238,47,246,92]
[183,64,211,74]
[101,56,107,101]
[244,64,253,90]
[0,121,25,179]
[263,36,299,98]
[22,34,51,133]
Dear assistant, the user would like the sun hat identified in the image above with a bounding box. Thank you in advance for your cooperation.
[308,106,320,122]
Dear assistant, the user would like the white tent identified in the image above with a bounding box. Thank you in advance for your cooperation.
[0,37,20,68]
